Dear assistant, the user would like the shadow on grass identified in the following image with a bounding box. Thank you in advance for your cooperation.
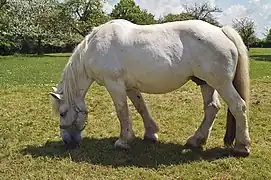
[43,54,71,58]
[250,54,271,62]
[21,137,234,168]
[15,54,70,58]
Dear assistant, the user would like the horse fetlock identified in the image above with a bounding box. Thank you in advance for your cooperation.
[224,136,234,148]
[123,130,136,142]
[145,120,159,133]
[235,129,250,146]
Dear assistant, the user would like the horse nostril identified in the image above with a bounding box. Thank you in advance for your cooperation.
[63,140,68,145]
[71,135,78,142]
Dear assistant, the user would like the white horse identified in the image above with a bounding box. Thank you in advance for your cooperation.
[50,19,251,156]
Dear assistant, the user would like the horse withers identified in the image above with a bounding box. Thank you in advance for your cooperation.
[50,19,250,157]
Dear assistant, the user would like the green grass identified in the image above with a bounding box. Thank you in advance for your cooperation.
[0,49,271,179]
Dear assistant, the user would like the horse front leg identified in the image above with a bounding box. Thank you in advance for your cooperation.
[126,89,159,143]
[186,84,221,148]
[105,79,136,149]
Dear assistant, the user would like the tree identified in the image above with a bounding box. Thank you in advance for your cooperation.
[0,0,19,54]
[232,18,257,50]
[0,0,64,54]
[41,3,79,47]
[184,2,222,26]
[0,0,109,55]
[59,0,110,37]
[110,0,156,25]
[159,13,194,23]
[265,28,271,43]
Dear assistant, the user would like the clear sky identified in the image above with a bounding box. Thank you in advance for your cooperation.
[103,0,271,38]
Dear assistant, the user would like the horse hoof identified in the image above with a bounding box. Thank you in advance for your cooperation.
[114,139,131,149]
[232,146,250,157]
[143,133,158,143]
[186,135,206,148]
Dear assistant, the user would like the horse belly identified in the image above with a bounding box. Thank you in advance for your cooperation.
[124,62,190,94]
[132,76,188,94]
[120,44,191,93]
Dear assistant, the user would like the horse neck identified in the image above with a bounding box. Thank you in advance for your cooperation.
[75,74,92,99]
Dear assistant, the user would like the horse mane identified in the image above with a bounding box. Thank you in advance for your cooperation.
[51,26,100,114]
[50,23,110,114]
[50,39,86,115]
[62,38,88,105]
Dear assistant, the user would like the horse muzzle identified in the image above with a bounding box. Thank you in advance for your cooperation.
[61,130,82,149]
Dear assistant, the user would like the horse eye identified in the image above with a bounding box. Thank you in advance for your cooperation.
[60,112,66,117]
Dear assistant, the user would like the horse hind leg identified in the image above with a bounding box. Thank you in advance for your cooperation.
[126,89,159,143]
[216,82,250,156]
[186,84,221,148]
[105,79,136,149]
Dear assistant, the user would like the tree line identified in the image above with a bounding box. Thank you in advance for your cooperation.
[0,0,271,55]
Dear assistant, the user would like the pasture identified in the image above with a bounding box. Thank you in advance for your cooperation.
[0,48,271,179]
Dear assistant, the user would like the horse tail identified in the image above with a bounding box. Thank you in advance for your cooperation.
[221,26,250,147]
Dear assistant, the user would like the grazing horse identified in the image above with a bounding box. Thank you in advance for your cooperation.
[50,19,250,156]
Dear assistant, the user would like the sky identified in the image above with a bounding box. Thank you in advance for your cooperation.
[103,0,271,38]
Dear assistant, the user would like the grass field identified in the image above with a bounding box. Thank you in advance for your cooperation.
[0,48,271,179]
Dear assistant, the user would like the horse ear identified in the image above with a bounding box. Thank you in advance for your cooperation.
[50,92,62,100]
[52,87,57,92]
